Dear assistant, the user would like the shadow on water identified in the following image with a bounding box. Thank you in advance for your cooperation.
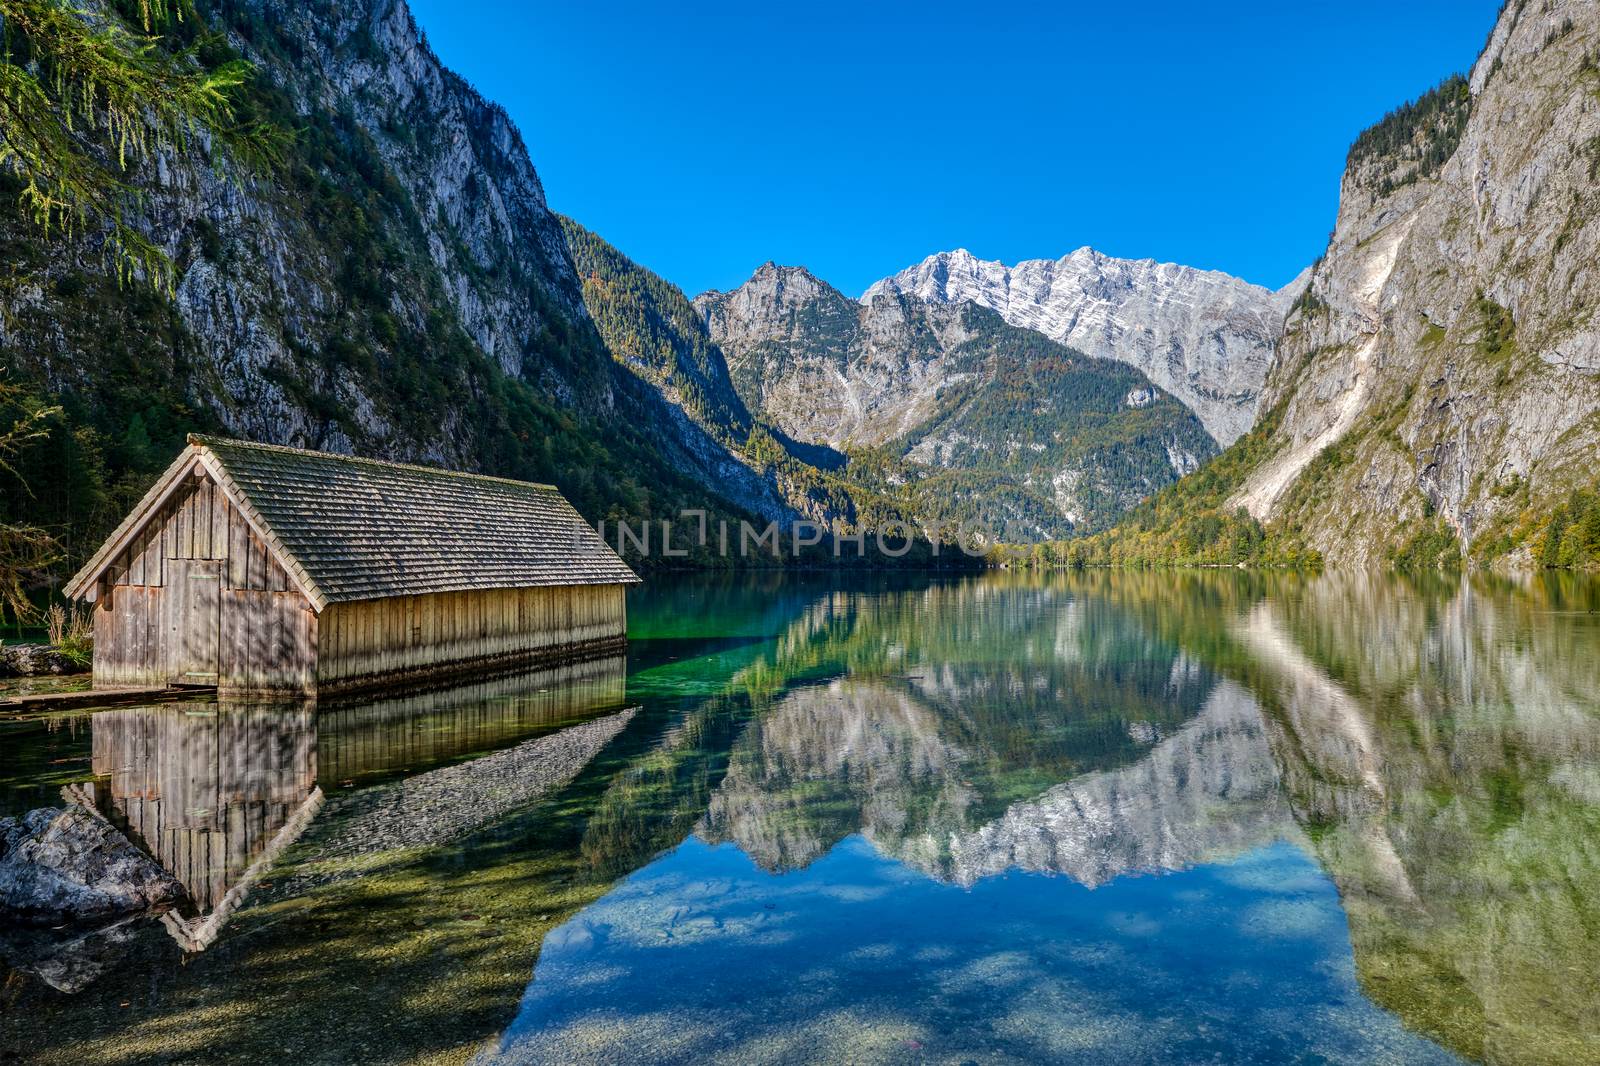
[0,570,1596,1064]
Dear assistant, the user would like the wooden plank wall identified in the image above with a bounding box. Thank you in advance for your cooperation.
[317,584,626,685]
[93,474,317,691]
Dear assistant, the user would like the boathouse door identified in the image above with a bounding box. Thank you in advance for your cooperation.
[168,558,222,686]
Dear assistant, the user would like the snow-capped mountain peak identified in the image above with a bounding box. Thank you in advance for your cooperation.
[864,248,1302,445]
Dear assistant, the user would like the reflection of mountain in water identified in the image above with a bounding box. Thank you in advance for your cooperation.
[939,679,1288,886]
[11,571,1597,1066]
[1236,575,1600,1066]
[699,578,1294,886]
[689,571,1600,1063]
[702,679,973,872]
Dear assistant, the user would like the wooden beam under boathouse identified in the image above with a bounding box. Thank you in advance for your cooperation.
[62,435,641,696]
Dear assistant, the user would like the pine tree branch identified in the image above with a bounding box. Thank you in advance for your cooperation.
[0,0,263,291]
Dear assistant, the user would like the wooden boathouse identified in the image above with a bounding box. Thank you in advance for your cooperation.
[64,435,640,694]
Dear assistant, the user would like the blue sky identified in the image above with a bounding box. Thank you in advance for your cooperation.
[407,1,1502,297]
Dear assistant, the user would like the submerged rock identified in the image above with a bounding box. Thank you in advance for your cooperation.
[0,914,148,994]
[0,806,182,926]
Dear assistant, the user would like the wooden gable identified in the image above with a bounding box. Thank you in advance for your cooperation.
[67,447,316,608]
[70,436,640,613]
[99,470,299,596]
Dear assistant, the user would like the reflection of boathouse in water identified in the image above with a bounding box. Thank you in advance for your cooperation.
[71,657,630,952]
[65,435,640,695]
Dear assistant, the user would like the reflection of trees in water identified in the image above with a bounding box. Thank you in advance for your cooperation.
[577,690,751,881]
[1257,577,1599,1066]
[1133,569,1600,1066]
[13,571,1597,1066]
[679,569,1600,1063]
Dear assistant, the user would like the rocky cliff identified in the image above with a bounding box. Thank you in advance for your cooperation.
[699,264,966,450]
[866,247,1305,446]
[1228,0,1600,568]
[0,0,809,559]
[556,219,809,526]
[696,263,1216,537]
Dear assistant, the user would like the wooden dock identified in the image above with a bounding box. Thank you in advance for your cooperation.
[0,685,217,714]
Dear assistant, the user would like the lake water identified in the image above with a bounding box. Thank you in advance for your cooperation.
[2,571,1598,1065]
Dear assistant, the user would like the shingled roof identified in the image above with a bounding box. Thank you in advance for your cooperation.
[67,435,639,610]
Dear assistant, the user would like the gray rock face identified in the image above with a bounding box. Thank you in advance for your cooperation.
[865,248,1306,446]
[557,222,822,526]
[153,0,595,459]
[0,0,809,532]
[697,264,980,450]
[1229,1,1600,566]
[0,806,183,926]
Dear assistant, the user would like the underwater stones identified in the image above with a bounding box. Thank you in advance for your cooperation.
[0,915,148,994]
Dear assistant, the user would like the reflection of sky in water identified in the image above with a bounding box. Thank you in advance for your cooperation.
[492,836,1463,1065]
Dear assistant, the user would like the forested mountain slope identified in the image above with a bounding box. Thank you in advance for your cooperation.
[0,0,804,572]
[557,220,925,537]
[697,264,1216,538]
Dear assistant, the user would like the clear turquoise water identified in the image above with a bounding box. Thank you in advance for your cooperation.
[2,570,1597,1065]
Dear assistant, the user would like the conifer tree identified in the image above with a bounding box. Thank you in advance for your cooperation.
[0,0,258,291]
[0,378,59,624]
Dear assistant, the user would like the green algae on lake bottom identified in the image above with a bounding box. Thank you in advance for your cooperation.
[1,570,1598,1065]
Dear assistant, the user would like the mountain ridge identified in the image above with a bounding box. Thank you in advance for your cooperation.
[5,0,1590,576]
[1049,0,1600,572]
[863,246,1306,446]
[695,262,1217,539]
[0,0,838,569]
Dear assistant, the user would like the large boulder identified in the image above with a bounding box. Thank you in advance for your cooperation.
[0,806,183,925]
[0,644,87,677]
